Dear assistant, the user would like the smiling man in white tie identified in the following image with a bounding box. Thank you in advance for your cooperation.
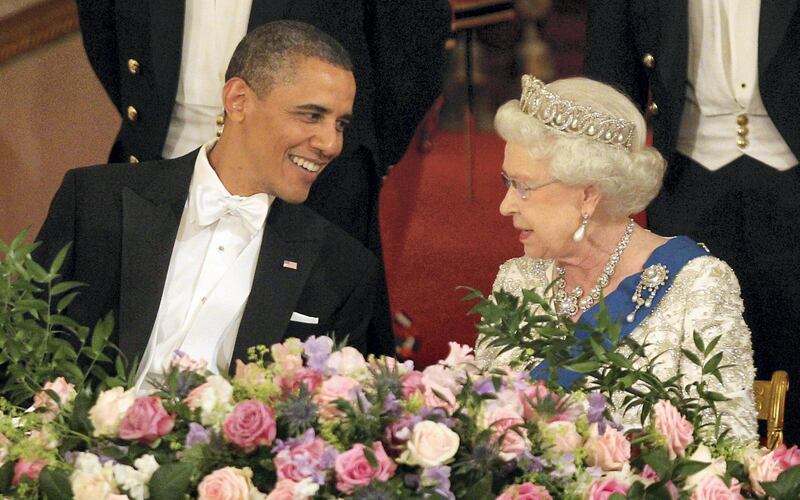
[33,21,388,385]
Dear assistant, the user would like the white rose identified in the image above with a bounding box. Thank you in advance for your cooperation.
[326,347,368,378]
[544,420,583,454]
[89,387,136,437]
[400,421,460,468]
[112,454,159,500]
[71,453,119,500]
[184,375,234,426]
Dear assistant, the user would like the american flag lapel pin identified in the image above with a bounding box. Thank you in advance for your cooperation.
[283,260,298,270]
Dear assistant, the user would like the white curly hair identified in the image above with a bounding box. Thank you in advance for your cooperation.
[494,77,666,217]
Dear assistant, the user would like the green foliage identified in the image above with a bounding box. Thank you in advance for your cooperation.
[149,462,194,500]
[0,230,133,404]
[761,465,800,500]
[468,285,731,440]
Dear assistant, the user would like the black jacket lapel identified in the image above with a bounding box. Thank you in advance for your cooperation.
[233,201,324,365]
[248,0,291,31]
[118,153,195,360]
[758,0,799,77]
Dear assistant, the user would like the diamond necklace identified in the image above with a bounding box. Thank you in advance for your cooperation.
[554,218,635,316]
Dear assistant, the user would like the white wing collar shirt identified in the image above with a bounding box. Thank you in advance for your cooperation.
[136,139,273,390]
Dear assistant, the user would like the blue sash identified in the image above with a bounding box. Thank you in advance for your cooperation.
[530,236,709,389]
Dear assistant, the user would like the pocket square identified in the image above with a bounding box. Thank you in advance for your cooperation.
[290,312,319,324]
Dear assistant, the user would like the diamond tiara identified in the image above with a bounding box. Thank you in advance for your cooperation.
[518,75,635,151]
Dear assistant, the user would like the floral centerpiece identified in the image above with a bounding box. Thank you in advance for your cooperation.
[1,234,800,499]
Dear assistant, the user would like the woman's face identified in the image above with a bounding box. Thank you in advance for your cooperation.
[499,142,585,260]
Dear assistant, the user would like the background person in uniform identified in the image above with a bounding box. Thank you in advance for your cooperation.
[584,0,800,444]
[34,21,388,388]
[75,0,453,356]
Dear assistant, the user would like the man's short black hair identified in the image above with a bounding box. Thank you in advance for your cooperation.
[225,20,354,97]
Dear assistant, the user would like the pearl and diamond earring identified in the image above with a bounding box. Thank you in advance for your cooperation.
[573,212,589,242]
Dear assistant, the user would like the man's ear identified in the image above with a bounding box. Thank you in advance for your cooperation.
[222,78,249,123]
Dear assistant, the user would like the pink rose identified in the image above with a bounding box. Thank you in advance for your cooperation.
[423,384,457,413]
[401,370,425,398]
[518,381,554,420]
[197,467,254,500]
[383,416,415,455]
[690,475,743,500]
[586,477,629,500]
[274,436,327,482]
[496,482,553,500]
[584,423,631,471]
[170,351,208,373]
[119,396,175,444]
[440,342,478,374]
[652,400,693,459]
[33,377,77,417]
[748,449,784,496]
[314,375,360,419]
[280,367,323,395]
[12,459,47,487]
[266,479,297,500]
[772,444,800,469]
[223,400,277,452]
[335,441,396,494]
[483,407,529,461]
[545,420,582,454]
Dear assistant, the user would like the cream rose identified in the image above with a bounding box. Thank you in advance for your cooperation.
[584,423,631,471]
[70,453,119,500]
[184,375,234,426]
[545,420,583,454]
[400,420,460,467]
[89,387,137,437]
[326,347,368,378]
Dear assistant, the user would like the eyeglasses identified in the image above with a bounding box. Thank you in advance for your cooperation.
[501,171,559,200]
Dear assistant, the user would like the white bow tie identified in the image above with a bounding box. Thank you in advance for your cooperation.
[194,185,270,235]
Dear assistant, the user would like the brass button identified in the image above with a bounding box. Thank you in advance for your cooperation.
[737,114,749,126]
[647,101,659,115]
[216,129,223,137]
[216,114,225,126]
[737,137,749,148]
[737,126,749,137]
[127,59,140,75]
[128,155,139,163]
[642,53,655,69]
[126,105,138,122]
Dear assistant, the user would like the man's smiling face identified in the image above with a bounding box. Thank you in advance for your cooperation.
[238,56,356,203]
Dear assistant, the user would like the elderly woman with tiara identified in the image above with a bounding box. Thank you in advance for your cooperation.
[476,75,758,441]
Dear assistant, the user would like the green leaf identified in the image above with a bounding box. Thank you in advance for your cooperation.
[761,464,800,499]
[704,335,722,356]
[692,330,705,354]
[363,446,379,469]
[149,462,194,500]
[38,467,74,500]
[680,348,702,367]
[0,461,14,493]
[50,280,85,297]
[56,291,81,313]
[48,242,72,276]
[641,447,671,479]
[702,352,723,375]
[564,361,604,373]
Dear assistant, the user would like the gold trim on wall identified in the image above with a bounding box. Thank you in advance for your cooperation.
[0,0,79,64]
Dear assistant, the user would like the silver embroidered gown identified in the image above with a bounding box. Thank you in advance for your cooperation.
[476,255,759,442]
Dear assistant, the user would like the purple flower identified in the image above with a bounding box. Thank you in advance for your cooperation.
[588,392,607,434]
[185,422,211,449]
[304,336,333,371]
[382,392,402,414]
[422,466,455,500]
[473,379,496,396]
